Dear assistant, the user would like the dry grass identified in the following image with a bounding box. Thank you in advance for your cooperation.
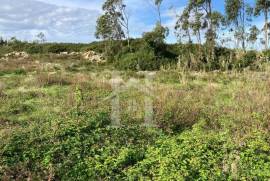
[35,72,73,87]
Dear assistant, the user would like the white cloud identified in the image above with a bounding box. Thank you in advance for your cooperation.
[0,0,183,43]
[0,0,100,42]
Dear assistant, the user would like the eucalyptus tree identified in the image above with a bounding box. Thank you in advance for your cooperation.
[95,0,130,49]
[254,0,270,50]
[248,25,260,49]
[225,0,253,50]
[175,8,192,43]
[151,0,163,24]
[36,32,46,43]
[188,0,223,62]
[189,7,206,44]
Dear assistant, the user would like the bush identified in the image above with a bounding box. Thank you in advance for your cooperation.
[47,44,70,54]
[26,44,44,54]
[0,112,160,180]
[127,122,270,180]
[234,51,257,69]
[262,50,270,61]
[115,50,160,71]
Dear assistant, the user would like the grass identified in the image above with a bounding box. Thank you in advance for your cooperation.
[0,54,270,180]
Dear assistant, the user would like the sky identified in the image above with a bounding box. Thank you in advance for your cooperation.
[0,0,264,43]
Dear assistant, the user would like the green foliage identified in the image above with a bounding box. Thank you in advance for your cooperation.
[26,44,44,54]
[235,51,257,69]
[127,122,270,180]
[95,0,125,41]
[0,111,161,180]
[263,49,270,61]
[142,23,169,55]
[47,44,71,54]
[115,50,159,71]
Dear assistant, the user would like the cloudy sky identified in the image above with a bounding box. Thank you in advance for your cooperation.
[0,0,263,43]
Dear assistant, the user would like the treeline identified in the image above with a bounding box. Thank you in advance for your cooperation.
[93,0,270,70]
[96,0,270,50]
[2,0,270,71]
[0,36,268,71]
[0,38,93,54]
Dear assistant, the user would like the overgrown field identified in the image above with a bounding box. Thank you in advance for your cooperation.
[0,54,270,180]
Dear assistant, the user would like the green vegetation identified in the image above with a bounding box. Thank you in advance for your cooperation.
[0,51,270,180]
[1,0,270,180]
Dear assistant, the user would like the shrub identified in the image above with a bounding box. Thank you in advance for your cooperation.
[234,51,257,69]
[127,123,270,180]
[127,123,229,180]
[47,44,70,54]
[0,112,160,180]
[262,50,270,61]
[115,50,160,71]
[26,44,44,54]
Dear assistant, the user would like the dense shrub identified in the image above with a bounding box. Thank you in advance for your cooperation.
[234,51,257,69]
[127,122,270,180]
[0,112,160,180]
[26,44,44,54]
[262,50,270,61]
[47,44,71,54]
[115,50,160,71]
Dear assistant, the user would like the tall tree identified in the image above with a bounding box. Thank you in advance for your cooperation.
[225,0,253,50]
[36,32,46,43]
[95,0,129,42]
[151,0,163,24]
[175,8,192,43]
[190,7,205,44]
[248,25,260,49]
[188,0,222,61]
[255,0,270,50]
[118,3,131,48]
[186,0,215,45]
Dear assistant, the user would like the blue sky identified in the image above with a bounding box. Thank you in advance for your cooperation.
[0,0,264,43]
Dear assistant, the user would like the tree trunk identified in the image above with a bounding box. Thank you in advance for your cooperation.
[241,1,246,51]
[208,0,215,62]
[265,9,269,50]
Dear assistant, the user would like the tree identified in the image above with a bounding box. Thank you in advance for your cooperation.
[96,0,125,41]
[118,3,131,48]
[185,0,222,62]
[36,32,46,43]
[254,0,270,50]
[184,0,216,45]
[190,7,205,45]
[95,0,130,49]
[225,0,253,50]
[153,0,163,24]
[143,22,169,56]
[0,37,5,46]
[175,8,192,43]
[248,25,260,48]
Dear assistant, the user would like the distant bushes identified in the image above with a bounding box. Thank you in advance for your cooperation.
[26,44,44,54]
[0,42,89,55]
[0,39,265,71]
